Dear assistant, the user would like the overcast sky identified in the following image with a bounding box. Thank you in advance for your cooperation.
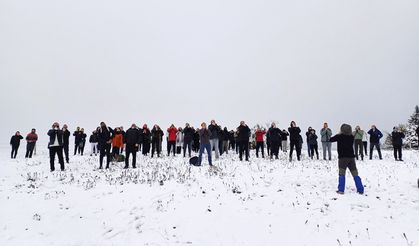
[0,0,418,145]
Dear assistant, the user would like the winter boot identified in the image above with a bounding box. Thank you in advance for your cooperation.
[354,176,364,194]
[337,175,345,194]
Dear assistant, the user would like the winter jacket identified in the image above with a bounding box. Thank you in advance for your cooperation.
[63,130,70,145]
[47,129,64,147]
[320,128,332,142]
[141,128,151,143]
[353,130,364,140]
[176,131,184,146]
[89,134,98,143]
[112,132,124,148]
[329,124,355,159]
[125,128,141,145]
[26,133,38,143]
[255,130,266,142]
[391,131,405,147]
[10,135,23,146]
[151,128,164,142]
[362,131,369,142]
[237,125,251,142]
[98,127,114,146]
[199,128,212,145]
[267,127,281,143]
[281,130,289,141]
[367,129,383,143]
[183,127,195,144]
[167,127,178,142]
[308,133,318,146]
[222,129,229,142]
[288,127,301,143]
[73,131,83,144]
[208,124,221,139]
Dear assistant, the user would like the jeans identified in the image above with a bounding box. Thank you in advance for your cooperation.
[183,142,192,157]
[11,145,19,158]
[63,143,69,162]
[210,138,220,159]
[256,142,264,158]
[49,146,64,171]
[198,143,212,165]
[25,142,36,158]
[91,143,98,155]
[393,145,402,160]
[168,141,176,156]
[310,144,319,159]
[322,142,332,160]
[281,140,288,152]
[99,143,112,168]
[239,141,249,161]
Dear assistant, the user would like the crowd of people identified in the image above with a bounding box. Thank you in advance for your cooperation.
[9,121,419,194]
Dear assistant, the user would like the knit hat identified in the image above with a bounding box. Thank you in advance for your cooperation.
[340,124,352,136]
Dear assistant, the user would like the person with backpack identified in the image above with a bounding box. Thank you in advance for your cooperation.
[151,125,164,157]
[124,124,141,168]
[307,129,319,160]
[208,120,221,160]
[368,125,383,160]
[98,122,113,169]
[10,131,23,159]
[352,126,365,161]
[281,129,289,152]
[48,122,65,172]
[330,124,364,195]
[89,130,99,156]
[305,127,313,158]
[320,123,332,161]
[267,123,281,159]
[25,128,38,158]
[62,124,70,163]
[288,121,302,161]
[167,124,178,156]
[391,127,405,161]
[255,127,266,158]
[237,121,251,161]
[183,123,195,157]
[198,122,213,166]
[141,124,151,156]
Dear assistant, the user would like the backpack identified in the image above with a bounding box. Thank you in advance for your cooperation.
[189,156,200,166]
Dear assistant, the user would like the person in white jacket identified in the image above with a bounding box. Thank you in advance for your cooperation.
[362,128,369,156]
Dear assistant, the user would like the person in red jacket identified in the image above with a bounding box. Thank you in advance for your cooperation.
[167,124,178,156]
[25,128,38,158]
[255,127,266,158]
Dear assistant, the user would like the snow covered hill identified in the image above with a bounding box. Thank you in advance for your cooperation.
[0,148,418,246]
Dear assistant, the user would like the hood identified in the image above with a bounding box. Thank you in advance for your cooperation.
[340,124,352,136]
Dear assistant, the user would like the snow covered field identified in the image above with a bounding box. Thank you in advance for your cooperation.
[0,147,418,246]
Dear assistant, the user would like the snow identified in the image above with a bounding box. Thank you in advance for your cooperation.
[0,146,418,246]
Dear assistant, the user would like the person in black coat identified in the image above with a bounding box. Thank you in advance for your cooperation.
[228,130,235,151]
[305,127,313,158]
[192,128,200,153]
[237,121,251,161]
[62,124,70,163]
[48,122,65,172]
[73,127,81,155]
[124,124,141,168]
[10,131,23,159]
[183,123,195,157]
[329,124,364,194]
[288,121,302,161]
[141,124,151,156]
[98,122,114,169]
[267,123,281,159]
[391,127,405,161]
[151,125,164,158]
[307,129,319,160]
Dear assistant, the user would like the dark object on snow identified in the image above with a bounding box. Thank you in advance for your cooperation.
[189,156,200,166]
[113,154,125,162]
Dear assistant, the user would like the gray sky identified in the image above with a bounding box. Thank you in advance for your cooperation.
[1,0,418,145]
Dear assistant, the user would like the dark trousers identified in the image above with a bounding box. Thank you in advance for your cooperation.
[354,140,364,160]
[79,143,85,155]
[168,141,176,156]
[183,142,192,157]
[363,141,368,155]
[49,146,65,171]
[239,141,249,161]
[370,142,382,159]
[74,143,79,155]
[393,145,402,160]
[270,141,280,159]
[338,158,358,176]
[310,144,319,159]
[11,145,19,158]
[25,142,35,158]
[198,143,212,165]
[289,141,301,161]
[99,144,112,168]
[151,139,162,157]
[63,143,69,163]
[142,141,150,155]
[256,142,264,158]
[112,147,120,157]
[125,145,137,168]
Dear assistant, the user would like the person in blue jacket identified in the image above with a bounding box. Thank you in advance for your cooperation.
[330,124,364,195]
[367,125,383,160]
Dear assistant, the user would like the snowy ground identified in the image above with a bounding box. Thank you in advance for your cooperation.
[0,146,418,246]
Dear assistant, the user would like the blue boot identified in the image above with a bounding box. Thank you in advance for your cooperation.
[354,176,364,194]
[337,175,345,194]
